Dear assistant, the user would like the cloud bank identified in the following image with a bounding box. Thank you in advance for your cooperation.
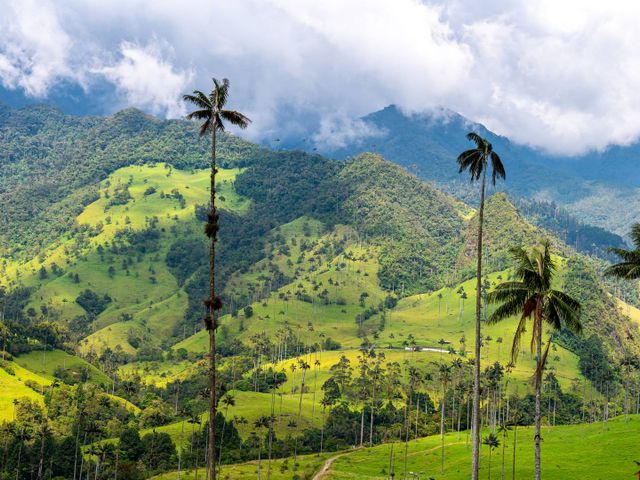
[1,0,640,154]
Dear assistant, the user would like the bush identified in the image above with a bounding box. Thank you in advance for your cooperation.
[75,289,112,316]
[323,337,342,351]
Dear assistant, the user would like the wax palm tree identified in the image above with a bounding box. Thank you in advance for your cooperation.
[482,433,500,480]
[254,416,271,479]
[217,394,236,472]
[487,240,581,480]
[457,132,506,480]
[183,78,251,480]
[177,407,189,480]
[497,422,511,480]
[605,223,640,279]
[508,410,523,480]
[437,363,452,475]
[294,359,310,461]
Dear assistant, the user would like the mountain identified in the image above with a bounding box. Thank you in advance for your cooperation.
[287,105,640,238]
[0,103,638,479]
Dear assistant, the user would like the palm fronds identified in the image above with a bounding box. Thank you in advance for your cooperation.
[605,223,640,279]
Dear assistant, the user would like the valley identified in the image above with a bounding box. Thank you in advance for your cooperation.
[0,104,638,479]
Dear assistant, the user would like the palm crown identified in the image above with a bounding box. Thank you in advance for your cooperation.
[183,78,251,136]
[604,223,640,279]
[457,132,506,185]
[487,240,581,383]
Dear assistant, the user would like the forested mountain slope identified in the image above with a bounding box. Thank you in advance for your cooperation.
[0,102,636,369]
[288,104,639,238]
[0,103,638,479]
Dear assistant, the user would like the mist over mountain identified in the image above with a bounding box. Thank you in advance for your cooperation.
[286,105,640,237]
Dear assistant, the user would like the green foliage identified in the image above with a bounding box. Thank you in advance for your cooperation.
[0,105,259,257]
[75,289,112,316]
[515,198,627,260]
[338,153,465,294]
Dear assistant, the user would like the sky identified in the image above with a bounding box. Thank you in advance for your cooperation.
[1,0,640,155]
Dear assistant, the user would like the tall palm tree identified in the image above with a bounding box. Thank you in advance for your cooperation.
[497,422,511,480]
[509,411,522,480]
[605,223,640,279]
[438,363,452,475]
[177,407,189,480]
[457,132,506,480]
[482,433,500,480]
[183,78,251,480]
[294,359,310,461]
[487,240,581,480]
[254,416,271,480]
[187,415,201,479]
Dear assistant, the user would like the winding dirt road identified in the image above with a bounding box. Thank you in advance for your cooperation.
[313,450,358,480]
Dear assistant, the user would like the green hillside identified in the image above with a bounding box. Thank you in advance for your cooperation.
[0,360,50,421]
[1,163,248,356]
[1,104,639,480]
[151,452,331,480]
[322,415,640,479]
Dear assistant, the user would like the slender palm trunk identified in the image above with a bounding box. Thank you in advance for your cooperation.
[511,426,517,480]
[534,306,542,480]
[320,405,326,453]
[15,429,23,480]
[402,396,411,480]
[369,382,376,446]
[37,431,45,480]
[114,449,119,480]
[207,128,218,480]
[72,425,81,480]
[472,164,487,480]
[360,407,365,447]
[293,367,307,461]
[388,438,395,480]
[267,379,276,480]
[441,389,446,474]
[178,417,185,479]
[257,439,262,480]
[488,448,492,480]
[501,432,506,480]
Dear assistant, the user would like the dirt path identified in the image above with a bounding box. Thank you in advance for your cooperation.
[311,440,468,480]
[312,450,357,480]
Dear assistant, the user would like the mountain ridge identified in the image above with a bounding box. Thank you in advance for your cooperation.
[287,104,640,237]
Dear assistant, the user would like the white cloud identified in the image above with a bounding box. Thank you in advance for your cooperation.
[2,0,640,154]
[95,41,192,118]
[0,0,74,96]
[312,112,386,150]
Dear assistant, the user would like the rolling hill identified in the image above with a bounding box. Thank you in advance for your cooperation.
[287,104,638,241]
[0,103,638,479]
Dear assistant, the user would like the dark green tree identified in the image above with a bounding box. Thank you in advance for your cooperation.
[119,427,144,461]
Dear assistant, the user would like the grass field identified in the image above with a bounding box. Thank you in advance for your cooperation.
[616,296,640,327]
[0,361,49,421]
[151,452,332,480]
[117,387,325,446]
[148,416,640,479]
[324,415,640,479]
[0,164,247,357]
[118,359,198,387]
[13,349,111,385]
